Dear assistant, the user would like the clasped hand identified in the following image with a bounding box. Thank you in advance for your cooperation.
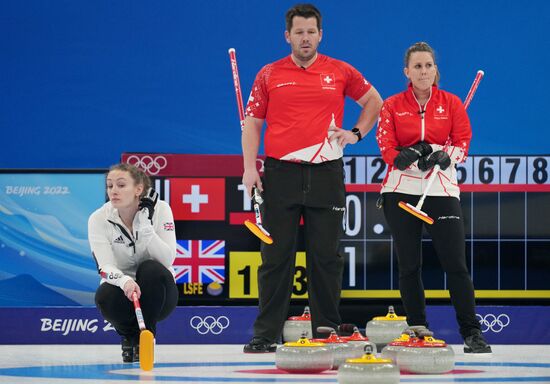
[394,142,433,171]
[418,150,451,171]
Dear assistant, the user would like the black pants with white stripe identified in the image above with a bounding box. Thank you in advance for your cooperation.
[382,192,481,339]
[252,157,346,342]
[95,259,178,341]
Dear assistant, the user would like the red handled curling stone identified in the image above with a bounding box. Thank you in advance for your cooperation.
[380,330,414,362]
[338,345,400,384]
[275,335,332,373]
[341,326,378,355]
[282,306,312,342]
[380,325,434,362]
[365,306,408,349]
[395,335,455,374]
[312,327,358,369]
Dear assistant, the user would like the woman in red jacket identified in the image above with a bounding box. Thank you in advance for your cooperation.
[376,42,491,355]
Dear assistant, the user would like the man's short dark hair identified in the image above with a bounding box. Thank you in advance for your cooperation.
[285,4,322,32]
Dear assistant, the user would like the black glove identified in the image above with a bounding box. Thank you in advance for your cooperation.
[393,142,433,171]
[418,150,451,171]
[139,188,159,221]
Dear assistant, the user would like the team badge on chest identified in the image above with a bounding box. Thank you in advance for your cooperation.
[320,73,336,89]
[434,104,449,119]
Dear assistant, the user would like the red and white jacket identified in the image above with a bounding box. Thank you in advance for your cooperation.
[376,84,472,199]
[245,54,371,163]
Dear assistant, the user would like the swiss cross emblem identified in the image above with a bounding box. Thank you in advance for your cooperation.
[320,73,335,86]
[434,104,448,118]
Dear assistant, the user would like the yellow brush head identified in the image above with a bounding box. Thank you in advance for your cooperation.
[139,329,155,371]
[398,201,434,225]
[245,220,273,244]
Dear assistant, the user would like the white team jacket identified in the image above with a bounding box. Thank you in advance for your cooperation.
[88,200,176,289]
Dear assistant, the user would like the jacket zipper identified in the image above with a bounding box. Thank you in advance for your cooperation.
[412,88,432,141]
[108,220,136,254]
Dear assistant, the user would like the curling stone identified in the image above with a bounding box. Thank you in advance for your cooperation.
[338,345,400,384]
[341,326,378,355]
[365,306,408,348]
[395,335,455,374]
[275,336,332,374]
[380,330,414,362]
[282,306,312,342]
[312,327,358,369]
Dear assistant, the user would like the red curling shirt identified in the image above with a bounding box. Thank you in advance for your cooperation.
[245,54,371,163]
[376,84,472,198]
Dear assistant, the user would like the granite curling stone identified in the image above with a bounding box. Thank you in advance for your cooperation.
[338,345,400,384]
[365,306,408,348]
[312,327,359,369]
[282,306,312,342]
[395,335,455,374]
[275,336,332,373]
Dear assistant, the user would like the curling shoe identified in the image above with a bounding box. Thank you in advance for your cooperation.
[121,337,134,363]
[464,329,492,356]
[132,344,140,363]
[243,337,277,353]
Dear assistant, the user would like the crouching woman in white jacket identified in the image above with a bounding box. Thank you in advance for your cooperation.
[88,163,178,363]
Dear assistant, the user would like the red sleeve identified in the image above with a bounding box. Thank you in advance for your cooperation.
[245,65,270,119]
[342,63,372,101]
[376,99,400,166]
[449,95,472,159]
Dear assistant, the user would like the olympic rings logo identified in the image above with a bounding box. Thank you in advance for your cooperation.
[189,315,230,335]
[476,313,510,333]
[126,155,167,175]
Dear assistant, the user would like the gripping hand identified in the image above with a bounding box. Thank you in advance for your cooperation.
[394,142,433,171]
[418,150,451,171]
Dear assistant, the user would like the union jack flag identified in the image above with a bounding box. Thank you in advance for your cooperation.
[174,240,225,284]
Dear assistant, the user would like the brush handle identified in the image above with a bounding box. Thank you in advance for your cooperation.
[132,292,147,331]
[415,164,440,210]
[228,48,245,131]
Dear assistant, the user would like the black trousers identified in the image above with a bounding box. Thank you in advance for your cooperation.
[382,192,481,339]
[95,259,178,341]
[253,157,346,341]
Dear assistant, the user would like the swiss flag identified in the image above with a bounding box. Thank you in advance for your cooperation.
[320,73,335,86]
[170,178,225,221]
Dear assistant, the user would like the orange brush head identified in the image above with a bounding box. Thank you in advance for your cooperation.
[139,329,155,371]
[398,201,434,225]
[244,220,274,244]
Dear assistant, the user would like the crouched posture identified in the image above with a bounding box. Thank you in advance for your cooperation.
[89,163,178,362]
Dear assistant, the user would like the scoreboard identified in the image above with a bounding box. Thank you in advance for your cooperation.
[122,153,550,303]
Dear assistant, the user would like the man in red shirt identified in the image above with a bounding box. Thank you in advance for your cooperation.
[242,3,382,353]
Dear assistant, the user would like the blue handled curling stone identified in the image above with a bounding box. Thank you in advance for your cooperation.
[282,306,312,342]
[365,306,408,349]
[338,345,400,384]
[275,334,332,373]
[395,333,455,374]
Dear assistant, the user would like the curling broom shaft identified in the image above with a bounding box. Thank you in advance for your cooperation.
[415,164,440,209]
[463,70,484,110]
[228,48,246,130]
[132,292,146,330]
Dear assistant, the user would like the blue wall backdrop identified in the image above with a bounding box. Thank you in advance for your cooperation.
[2,0,549,169]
